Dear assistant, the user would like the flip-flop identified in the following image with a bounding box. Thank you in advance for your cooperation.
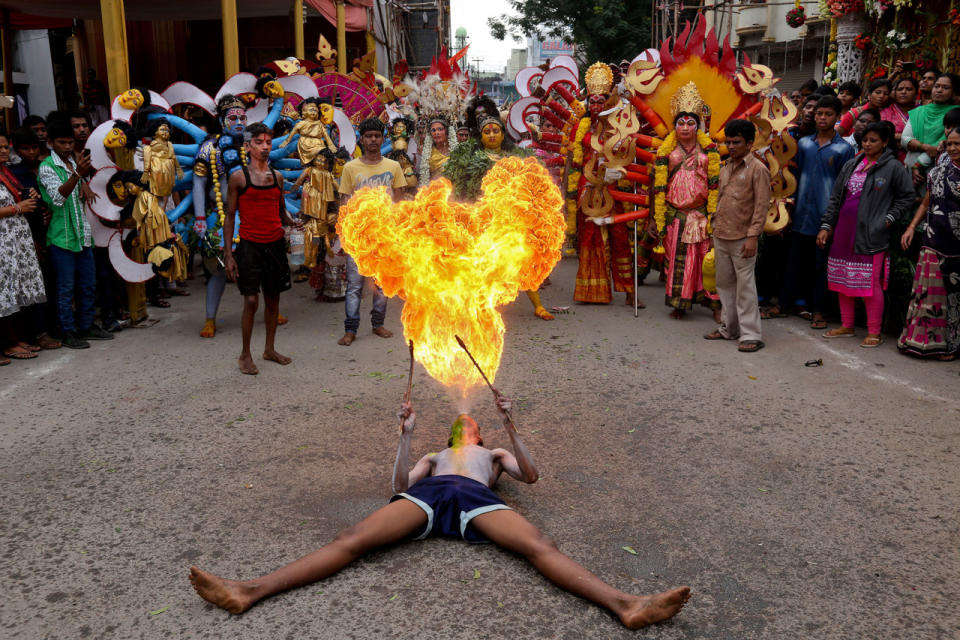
[738,340,765,352]
[810,319,828,330]
[18,342,41,352]
[0,356,9,366]
[760,307,787,319]
[3,349,38,360]
[860,336,883,348]
[703,330,732,340]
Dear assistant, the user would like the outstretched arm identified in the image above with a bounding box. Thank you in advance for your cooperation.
[492,394,539,483]
[392,402,432,493]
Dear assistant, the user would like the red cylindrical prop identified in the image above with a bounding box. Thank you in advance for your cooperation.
[626,163,649,174]
[611,208,650,224]
[608,187,649,206]
[553,83,579,104]
[541,108,565,130]
[623,171,651,185]
[546,100,572,121]
[635,148,655,164]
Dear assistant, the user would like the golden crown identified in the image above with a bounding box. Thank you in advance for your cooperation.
[585,62,614,96]
[670,81,707,120]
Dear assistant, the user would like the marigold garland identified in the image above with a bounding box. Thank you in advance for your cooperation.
[653,129,720,235]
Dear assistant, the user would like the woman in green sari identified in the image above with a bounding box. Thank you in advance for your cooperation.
[902,73,958,189]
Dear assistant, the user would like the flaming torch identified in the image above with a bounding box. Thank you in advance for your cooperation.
[337,156,565,393]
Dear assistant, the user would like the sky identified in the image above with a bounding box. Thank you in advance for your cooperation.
[449,0,524,73]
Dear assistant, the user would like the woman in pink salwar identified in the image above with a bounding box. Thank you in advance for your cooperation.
[661,113,721,320]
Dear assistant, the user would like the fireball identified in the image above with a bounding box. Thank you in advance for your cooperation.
[337,156,564,392]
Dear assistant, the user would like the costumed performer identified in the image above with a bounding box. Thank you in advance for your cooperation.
[192,94,249,338]
[654,85,721,321]
[444,113,556,320]
[188,394,692,629]
[571,62,637,306]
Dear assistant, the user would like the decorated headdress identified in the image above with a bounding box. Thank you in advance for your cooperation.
[584,62,614,96]
[670,81,708,122]
[476,113,502,132]
[465,95,498,134]
[216,94,246,119]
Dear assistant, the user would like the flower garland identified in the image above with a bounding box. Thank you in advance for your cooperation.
[208,143,247,248]
[653,130,719,235]
[566,116,590,232]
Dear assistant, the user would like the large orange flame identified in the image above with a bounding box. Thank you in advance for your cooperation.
[337,156,564,392]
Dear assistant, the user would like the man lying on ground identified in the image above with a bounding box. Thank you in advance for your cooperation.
[189,394,691,629]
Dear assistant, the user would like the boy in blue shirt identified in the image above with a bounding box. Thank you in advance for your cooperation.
[774,95,854,329]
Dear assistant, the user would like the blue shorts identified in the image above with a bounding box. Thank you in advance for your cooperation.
[391,475,512,543]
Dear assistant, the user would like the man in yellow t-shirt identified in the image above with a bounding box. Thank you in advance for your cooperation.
[337,117,407,346]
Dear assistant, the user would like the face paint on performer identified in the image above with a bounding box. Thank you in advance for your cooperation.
[222,107,247,136]
[588,94,607,120]
[430,122,448,145]
[448,414,481,448]
[481,123,504,150]
[675,115,699,144]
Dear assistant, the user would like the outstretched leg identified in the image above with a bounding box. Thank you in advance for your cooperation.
[190,498,427,614]
[470,510,690,629]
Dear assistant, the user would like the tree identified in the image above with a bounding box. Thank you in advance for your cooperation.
[488,0,653,71]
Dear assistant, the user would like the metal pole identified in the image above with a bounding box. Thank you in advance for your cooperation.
[633,221,639,318]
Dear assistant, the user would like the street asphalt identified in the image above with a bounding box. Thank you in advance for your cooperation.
[2,257,958,639]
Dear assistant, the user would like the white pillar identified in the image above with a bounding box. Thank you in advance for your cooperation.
[835,12,866,84]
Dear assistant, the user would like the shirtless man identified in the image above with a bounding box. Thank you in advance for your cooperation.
[189,394,691,629]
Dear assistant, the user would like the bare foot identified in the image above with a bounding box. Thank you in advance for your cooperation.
[619,586,691,629]
[338,332,356,346]
[277,314,289,326]
[372,327,393,338]
[238,353,259,375]
[713,308,722,323]
[624,294,646,308]
[263,349,292,365]
[669,309,686,319]
[189,566,257,614]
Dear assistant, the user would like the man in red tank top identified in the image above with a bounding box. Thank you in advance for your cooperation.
[223,122,303,375]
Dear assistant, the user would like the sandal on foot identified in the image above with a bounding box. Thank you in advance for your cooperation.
[0,356,8,366]
[823,327,855,338]
[704,329,732,340]
[760,306,787,319]
[738,340,765,352]
[3,348,37,360]
[36,334,61,350]
[810,316,828,330]
[18,342,42,352]
[860,336,883,348]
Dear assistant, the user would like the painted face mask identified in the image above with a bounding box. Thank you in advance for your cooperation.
[103,127,127,149]
[320,103,334,125]
[118,89,145,110]
[302,103,319,120]
[481,123,504,150]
